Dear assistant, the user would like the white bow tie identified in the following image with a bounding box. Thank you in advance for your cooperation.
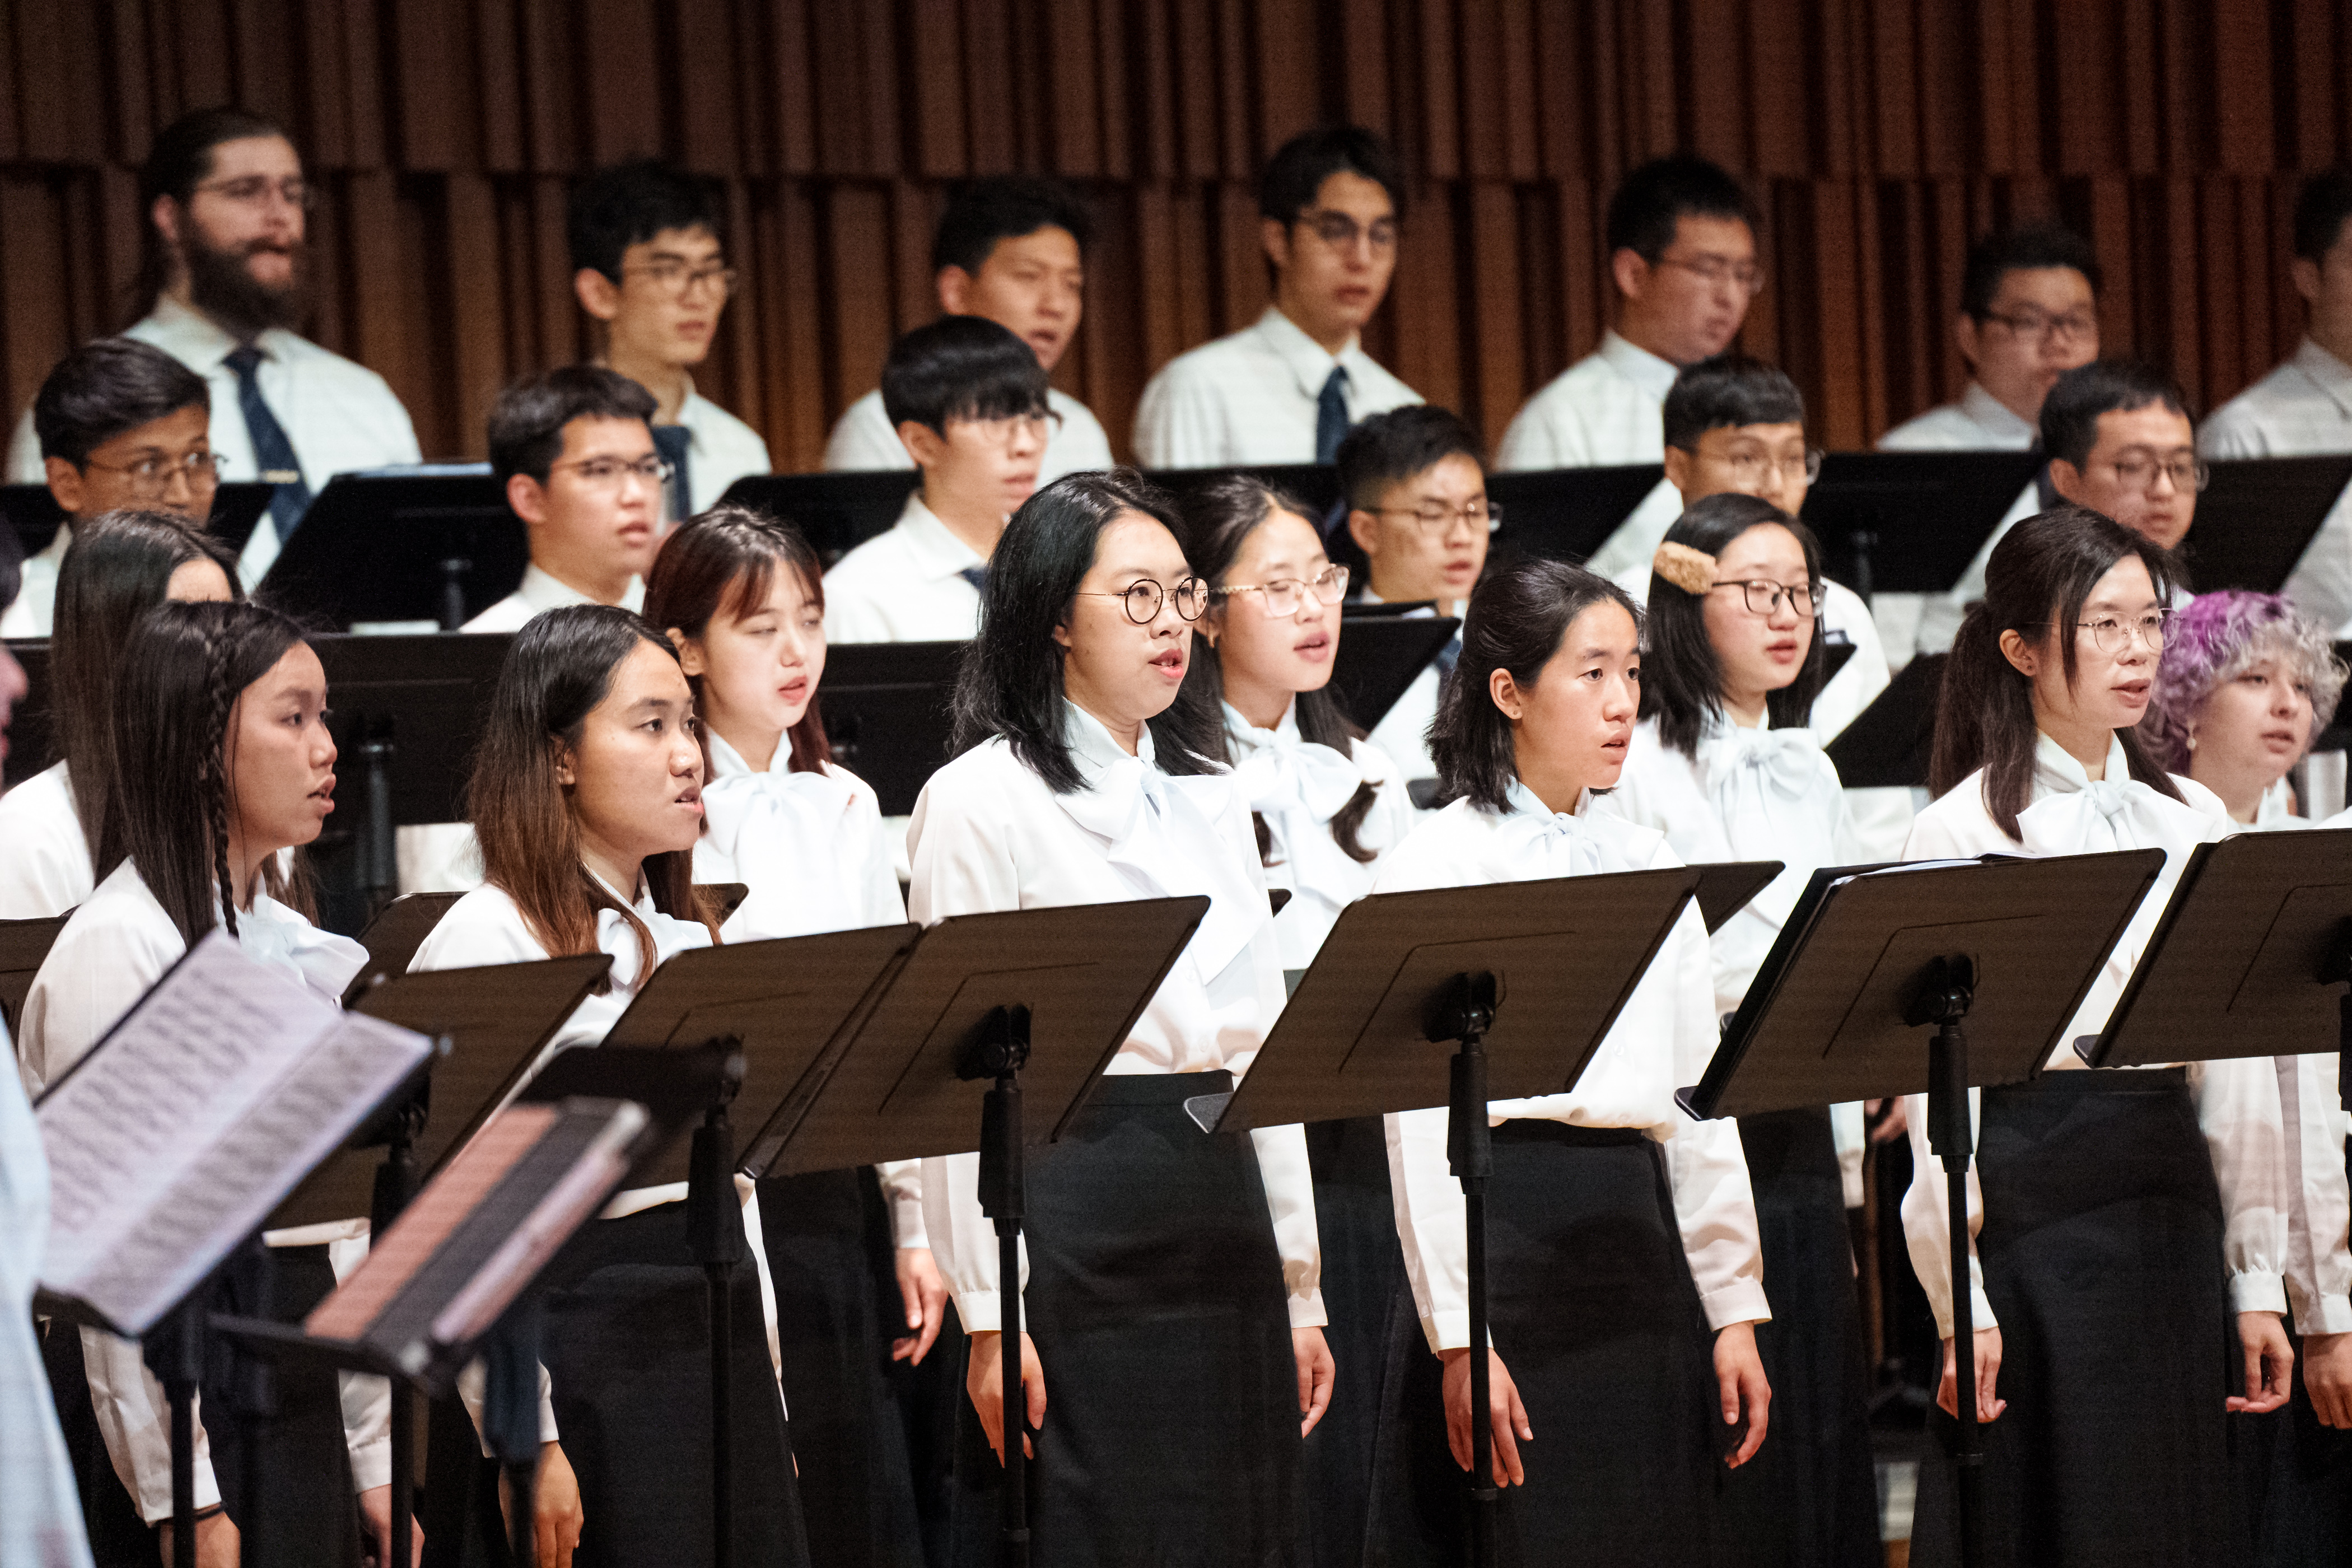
[592,898,712,994]
[1058,752,1263,985]
[1696,726,1838,922]
[2015,775,2181,857]
[1697,725,1824,806]
[700,766,864,938]
[1492,785,1650,880]
[231,894,367,1000]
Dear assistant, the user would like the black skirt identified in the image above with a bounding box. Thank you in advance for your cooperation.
[536,1201,811,1568]
[757,1166,925,1568]
[42,1320,180,1566]
[1370,1121,1725,1568]
[946,1070,1305,1568]
[1910,1068,2243,1567]
[1714,1107,1880,1567]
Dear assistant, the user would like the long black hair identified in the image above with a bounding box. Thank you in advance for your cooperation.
[1640,492,1827,757]
[1930,506,2186,836]
[1180,475,1380,862]
[1432,559,1642,811]
[951,469,1221,793]
[112,599,307,946]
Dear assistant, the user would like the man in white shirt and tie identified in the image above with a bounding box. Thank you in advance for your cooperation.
[1133,126,1421,466]
[570,160,772,517]
[1495,155,1758,578]
[823,317,1048,643]
[1878,222,2102,656]
[2202,170,2352,631]
[6,107,421,590]
[827,176,1112,486]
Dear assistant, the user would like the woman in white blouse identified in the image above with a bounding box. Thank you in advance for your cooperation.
[908,470,1331,1566]
[0,511,235,920]
[1179,474,1416,1568]
[1901,507,2296,1566]
[1371,556,1770,1565]
[645,506,932,1568]
[17,600,410,1567]
[405,605,805,1568]
[1593,492,1877,1566]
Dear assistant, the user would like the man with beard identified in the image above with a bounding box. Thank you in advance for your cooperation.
[6,107,420,588]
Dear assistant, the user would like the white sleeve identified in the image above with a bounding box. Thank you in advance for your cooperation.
[1657,906,1771,1329]
[819,571,900,646]
[81,1327,219,1522]
[455,1359,559,1455]
[328,1234,392,1492]
[918,1151,1024,1333]
[875,1159,928,1250]
[1491,400,1560,472]
[1131,363,1224,469]
[822,396,914,472]
[8,406,45,483]
[1385,1105,1474,1352]
[1248,1123,1327,1327]
[2196,1054,2292,1316]
[1053,402,1117,471]
[1900,1086,1991,1337]
[2279,1052,2352,1334]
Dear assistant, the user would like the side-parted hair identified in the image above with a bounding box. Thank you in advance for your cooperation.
[1930,507,2185,835]
[934,176,1095,274]
[469,606,720,988]
[644,504,835,780]
[2294,169,2352,265]
[1258,125,1406,226]
[2138,590,2346,773]
[487,366,658,486]
[1432,560,1641,811]
[1336,404,1485,512]
[1641,494,1826,755]
[952,470,1221,794]
[1663,355,1805,450]
[879,315,1052,436]
[1959,222,2102,320]
[34,340,211,467]
[567,159,727,280]
[56,512,242,874]
[1180,475,1381,863]
[2038,360,2193,470]
[113,599,310,946]
[1605,155,1757,264]
[134,106,289,320]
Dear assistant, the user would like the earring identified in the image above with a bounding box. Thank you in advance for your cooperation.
[2186,730,2197,752]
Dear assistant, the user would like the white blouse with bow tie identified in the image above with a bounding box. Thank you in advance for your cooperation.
[906,703,1325,1334]
[1897,733,2294,1339]
[1373,785,1770,1352]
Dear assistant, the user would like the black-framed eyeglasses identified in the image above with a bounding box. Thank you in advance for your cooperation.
[2102,454,2209,493]
[1212,563,1350,618]
[1657,254,1766,293]
[1977,308,2095,343]
[1711,578,1824,618]
[192,175,316,212]
[1374,500,1501,536]
[552,455,675,489]
[622,260,738,299]
[1077,577,1210,624]
[1690,446,1824,486]
[1298,209,1398,251]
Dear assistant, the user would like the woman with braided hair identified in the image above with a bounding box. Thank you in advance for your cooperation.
[17,599,419,1567]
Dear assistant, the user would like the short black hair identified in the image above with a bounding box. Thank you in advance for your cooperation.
[2294,169,2352,264]
[567,160,727,282]
[1641,493,1827,754]
[1959,222,2102,320]
[1336,404,1484,511]
[1662,354,1805,450]
[879,316,1051,436]
[487,366,658,484]
[1604,155,1756,265]
[2038,360,2193,470]
[33,339,212,467]
[934,176,1095,276]
[1258,125,1406,227]
[135,106,291,317]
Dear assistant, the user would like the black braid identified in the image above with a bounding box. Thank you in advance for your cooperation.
[198,620,241,936]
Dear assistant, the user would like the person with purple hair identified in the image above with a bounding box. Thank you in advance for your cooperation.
[2138,590,2345,829]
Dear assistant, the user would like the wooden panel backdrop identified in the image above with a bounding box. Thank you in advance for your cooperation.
[2,0,2350,470]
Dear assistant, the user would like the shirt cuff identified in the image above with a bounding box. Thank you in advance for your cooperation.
[1929,1284,2000,1341]
[1696,1278,1772,1332]
[1423,1308,1476,1354]
[1286,1287,1327,1329]
[348,1435,391,1494]
[952,1289,1003,1335]
[2230,1268,2289,1317]
[2297,1291,2352,1337]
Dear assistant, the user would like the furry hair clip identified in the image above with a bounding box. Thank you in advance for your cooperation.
[1652,541,1718,597]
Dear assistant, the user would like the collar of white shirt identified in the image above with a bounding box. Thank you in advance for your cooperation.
[674,374,718,437]
[1250,305,1374,403]
[516,562,647,615]
[1958,381,2036,445]
[1594,330,1680,405]
[892,491,988,582]
[1493,778,1658,876]
[140,293,304,374]
[2293,338,2352,419]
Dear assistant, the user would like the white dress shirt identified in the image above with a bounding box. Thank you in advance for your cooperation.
[1374,785,1769,1349]
[1875,381,2044,659]
[822,492,985,645]
[0,522,68,639]
[0,762,94,918]
[2201,339,2352,633]
[458,562,645,635]
[1353,586,1459,795]
[671,377,773,516]
[823,386,1113,486]
[16,861,385,1522]
[7,298,424,589]
[1495,332,1686,585]
[1221,701,1416,969]
[907,703,1325,1333]
[1132,307,1421,469]
[1896,734,2292,1337]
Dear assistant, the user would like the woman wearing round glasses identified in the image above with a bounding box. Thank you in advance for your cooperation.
[908,471,1332,1565]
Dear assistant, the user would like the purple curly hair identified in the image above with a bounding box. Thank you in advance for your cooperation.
[2139,590,2345,772]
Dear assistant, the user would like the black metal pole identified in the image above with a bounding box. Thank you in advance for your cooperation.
[1429,972,1500,1568]
[687,1096,743,1568]
[963,1004,1033,1568]
[506,1458,535,1566]
[1926,1015,1982,1568]
[362,734,397,907]
[437,558,470,633]
[161,1299,202,1568]
[372,1102,423,1568]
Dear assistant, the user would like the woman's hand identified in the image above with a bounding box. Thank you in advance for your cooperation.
[1936,1328,2006,1424]
[1713,1321,1771,1468]
[2229,1312,2294,1415]
[1866,1098,1910,1143]
[892,1247,950,1366]
[357,1483,423,1565]
[2303,1332,2352,1428]
[156,1509,239,1568]
[497,1441,584,1567]
[965,1331,1047,1463]
[1292,1327,1334,1437]
[1438,1347,1530,1487]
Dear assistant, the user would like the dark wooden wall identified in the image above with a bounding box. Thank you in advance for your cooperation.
[2,0,2349,471]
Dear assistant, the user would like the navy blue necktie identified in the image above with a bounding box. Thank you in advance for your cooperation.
[958,565,988,593]
[223,344,311,544]
[1314,366,1352,464]
[651,424,692,520]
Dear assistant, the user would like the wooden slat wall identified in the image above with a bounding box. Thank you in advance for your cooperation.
[2,0,2348,469]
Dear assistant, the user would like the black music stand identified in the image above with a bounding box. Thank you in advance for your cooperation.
[719,472,922,565]
[255,466,519,631]
[0,911,70,1038]
[1691,861,1788,934]
[746,897,1212,1568]
[0,480,274,562]
[816,640,964,817]
[342,893,466,1001]
[1679,850,2167,1568]
[2179,455,2352,595]
[1211,869,1706,1565]
[1332,614,1461,730]
[1826,652,1948,788]
[1802,451,2045,602]
[1485,463,1669,567]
